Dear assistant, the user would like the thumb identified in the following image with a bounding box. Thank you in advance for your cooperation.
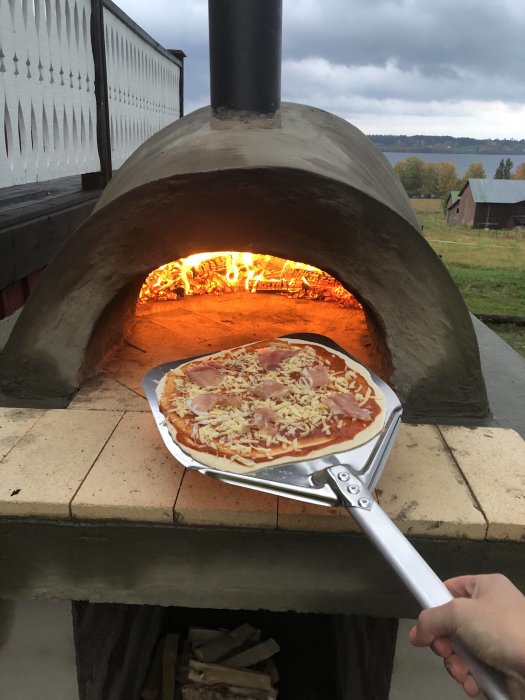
[409,601,461,647]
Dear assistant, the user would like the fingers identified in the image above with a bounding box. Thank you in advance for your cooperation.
[409,628,482,698]
[409,601,462,647]
[431,635,454,659]
[462,675,481,698]
[443,575,478,599]
[444,656,481,698]
[443,573,513,600]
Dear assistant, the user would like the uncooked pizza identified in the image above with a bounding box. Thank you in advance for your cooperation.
[156,338,386,474]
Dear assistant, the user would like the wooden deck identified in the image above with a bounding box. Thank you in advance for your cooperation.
[0,176,100,317]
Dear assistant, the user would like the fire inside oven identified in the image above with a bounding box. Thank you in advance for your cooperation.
[138,252,361,308]
[113,251,389,386]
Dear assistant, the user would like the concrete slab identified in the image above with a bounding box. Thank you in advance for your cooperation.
[376,424,487,539]
[68,373,149,412]
[389,619,465,700]
[0,406,44,460]
[71,412,184,523]
[175,468,278,529]
[472,315,525,439]
[440,425,525,541]
[0,599,79,700]
[0,409,122,518]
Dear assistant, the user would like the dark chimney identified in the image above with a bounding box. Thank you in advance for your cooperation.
[209,0,282,118]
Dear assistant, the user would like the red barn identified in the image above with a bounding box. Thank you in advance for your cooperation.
[449,178,525,229]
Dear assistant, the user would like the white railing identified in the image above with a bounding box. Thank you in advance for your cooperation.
[0,0,99,186]
[104,5,181,170]
[0,0,182,187]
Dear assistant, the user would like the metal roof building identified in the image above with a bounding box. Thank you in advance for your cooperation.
[449,178,525,228]
[467,178,525,204]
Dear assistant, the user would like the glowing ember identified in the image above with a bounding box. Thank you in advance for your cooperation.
[138,252,361,308]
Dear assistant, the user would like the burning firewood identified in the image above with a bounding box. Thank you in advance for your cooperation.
[138,251,361,309]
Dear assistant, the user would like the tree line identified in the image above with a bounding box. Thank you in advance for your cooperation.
[394,157,525,198]
[370,134,525,155]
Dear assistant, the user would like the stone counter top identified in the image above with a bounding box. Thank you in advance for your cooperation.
[1,396,525,616]
[1,402,524,542]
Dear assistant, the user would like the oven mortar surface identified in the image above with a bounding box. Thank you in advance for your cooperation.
[0,103,487,422]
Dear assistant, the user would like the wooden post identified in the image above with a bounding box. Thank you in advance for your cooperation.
[169,50,186,118]
[83,0,112,190]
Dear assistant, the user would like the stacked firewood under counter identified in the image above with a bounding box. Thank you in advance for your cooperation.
[142,623,280,699]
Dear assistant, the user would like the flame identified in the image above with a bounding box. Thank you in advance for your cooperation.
[138,252,361,309]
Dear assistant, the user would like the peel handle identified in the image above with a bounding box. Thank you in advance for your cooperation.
[327,467,509,700]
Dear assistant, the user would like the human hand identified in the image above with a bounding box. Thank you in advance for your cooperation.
[409,574,525,699]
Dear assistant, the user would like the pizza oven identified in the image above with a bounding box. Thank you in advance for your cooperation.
[0,0,487,423]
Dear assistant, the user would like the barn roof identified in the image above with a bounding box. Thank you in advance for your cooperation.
[445,190,460,209]
[466,178,525,204]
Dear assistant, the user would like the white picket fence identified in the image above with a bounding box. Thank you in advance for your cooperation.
[0,0,182,187]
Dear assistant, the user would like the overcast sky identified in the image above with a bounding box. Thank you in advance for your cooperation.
[118,0,525,139]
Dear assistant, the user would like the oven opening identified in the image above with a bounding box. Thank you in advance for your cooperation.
[101,250,393,392]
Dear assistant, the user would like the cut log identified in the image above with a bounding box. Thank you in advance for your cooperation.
[222,638,280,669]
[260,659,279,685]
[188,627,225,647]
[175,639,193,685]
[188,659,272,691]
[193,623,259,663]
[141,638,165,700]
[181,685,277,700]
[162,633,179,700]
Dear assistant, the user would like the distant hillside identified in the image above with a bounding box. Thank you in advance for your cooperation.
[368,135,525,155]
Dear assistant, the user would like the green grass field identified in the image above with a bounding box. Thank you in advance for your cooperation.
[410,200,525,357]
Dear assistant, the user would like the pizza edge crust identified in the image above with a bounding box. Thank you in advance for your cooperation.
[155,338,386,475]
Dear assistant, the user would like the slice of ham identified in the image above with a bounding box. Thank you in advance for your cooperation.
[250,406,279,434]
[253,381,289,400]
[188,393,243,414]
[188,393,221,415]
[185,362,224,388]
[218,394,243,409]
[304,364,331,388]
[326,393,372,421]
[256,346,300,371]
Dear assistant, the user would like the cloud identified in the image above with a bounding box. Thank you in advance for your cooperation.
[283,0,525,81]
[344,102,525,141]
[116,0,525,137]
[282,56,525,106]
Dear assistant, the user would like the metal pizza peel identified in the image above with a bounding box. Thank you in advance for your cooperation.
[143,333,508,700]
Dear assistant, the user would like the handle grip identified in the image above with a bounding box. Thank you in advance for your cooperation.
[327,467,510,700]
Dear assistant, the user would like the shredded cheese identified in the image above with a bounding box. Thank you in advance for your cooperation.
[162,341,378,463]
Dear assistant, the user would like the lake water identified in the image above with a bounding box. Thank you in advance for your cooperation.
[382,151,525,179]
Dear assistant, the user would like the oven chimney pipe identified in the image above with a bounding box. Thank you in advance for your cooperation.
[209,0,282,119]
